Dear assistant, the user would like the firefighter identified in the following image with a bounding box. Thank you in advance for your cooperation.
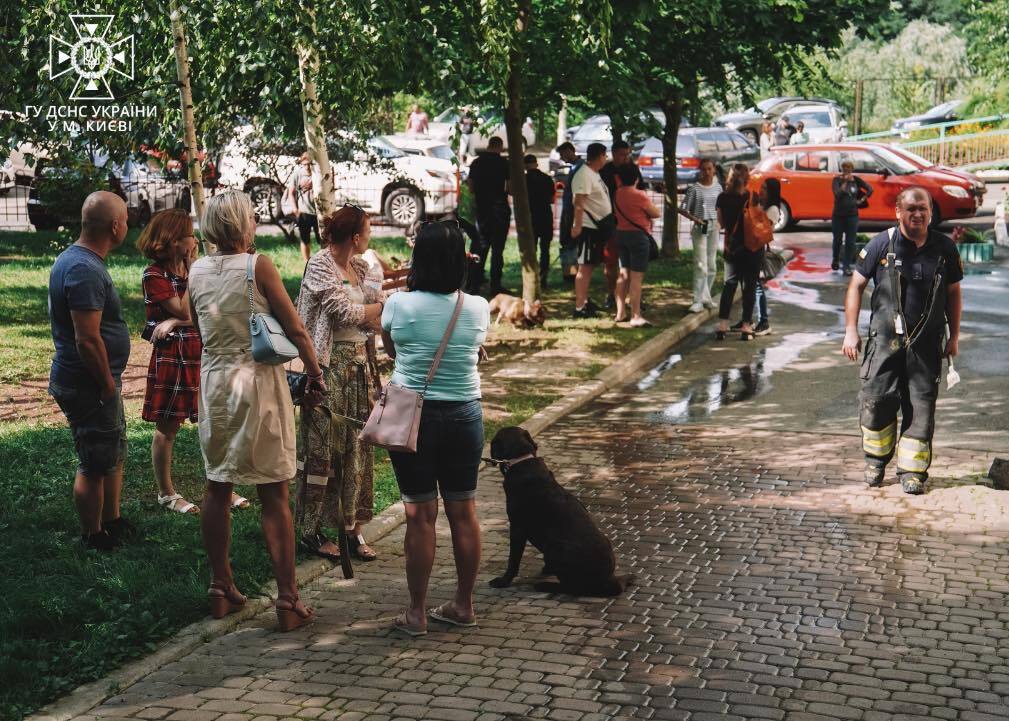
[842,186,963,494]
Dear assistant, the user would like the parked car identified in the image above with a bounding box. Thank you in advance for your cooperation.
[27,159,191,230]
[892,100,963,136]
[426,108,535,153]
[216,128,458,227]
[884,143,985,201]
[749,142,980,231]
[714,96,843,144]
[383,134,457,162]
[0,142,42,194]
[779,103,848,144]
[548,110,671,178]
[635,128,760,189]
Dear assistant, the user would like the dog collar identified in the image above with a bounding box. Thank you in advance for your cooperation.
[482,453,537,472]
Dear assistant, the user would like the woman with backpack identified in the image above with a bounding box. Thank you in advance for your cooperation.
[715,164,761,341]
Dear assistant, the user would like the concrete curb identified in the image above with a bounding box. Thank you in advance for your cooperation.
[29,249,793,721]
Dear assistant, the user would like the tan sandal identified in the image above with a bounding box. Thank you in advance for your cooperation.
[230,493,250,510]
[158,493,199,514]
[276,594,314,632]
[208,581,246,619]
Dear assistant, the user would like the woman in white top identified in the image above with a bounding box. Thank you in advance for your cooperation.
[295,205,386,564]
[188,190,326,631]
[759,121,774,159]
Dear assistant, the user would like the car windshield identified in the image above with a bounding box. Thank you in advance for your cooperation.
[641,135,694,156]
[872,147,919,175]
[889,146,932,168]
[573,123,612,142]
[928,100,960,116]
[367,137,405,159]
[434,109,458,123]
[428,145,456,161]
[788,110,831,128]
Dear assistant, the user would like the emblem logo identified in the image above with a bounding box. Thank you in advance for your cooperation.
[49,14,134,100]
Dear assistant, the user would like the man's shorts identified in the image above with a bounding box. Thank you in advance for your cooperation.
[297,213,320,246]
[602,231,620,267]
[49,381,127,476]
[576,226,607,266]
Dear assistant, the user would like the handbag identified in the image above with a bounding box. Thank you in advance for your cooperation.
[247,253,299,365]
[358,291,465,453]
[613,190,660,261]
[737,195,774,253]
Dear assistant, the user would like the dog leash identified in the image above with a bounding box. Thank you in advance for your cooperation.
[482,453,537,472]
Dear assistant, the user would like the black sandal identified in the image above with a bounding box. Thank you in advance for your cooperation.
[348,533,378,562]
[300,532,341,562]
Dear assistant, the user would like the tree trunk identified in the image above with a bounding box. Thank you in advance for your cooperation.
[169,1,210,252]
[660,96,684,256]
[556,95,567,147]
[295,1,335,215]
[505,0,538,304]
[607,110,626,148]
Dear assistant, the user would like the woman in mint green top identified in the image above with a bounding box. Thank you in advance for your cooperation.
[380,221,488,636]
[381,289,488,400]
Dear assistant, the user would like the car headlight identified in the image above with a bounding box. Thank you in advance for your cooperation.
[942,185,969,198]
[425,169,452,181]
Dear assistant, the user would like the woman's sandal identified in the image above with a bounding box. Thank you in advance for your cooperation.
[300,532,341,562]
[158,493,199,515]
[230,494,250,510]
[392,611,427,637]
[276,593,314,632]
[208,581,247,619]
[740,329,755,341]
[428,602,477,627]
[348,533,377,562]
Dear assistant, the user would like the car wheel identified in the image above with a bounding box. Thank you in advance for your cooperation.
[384,187,424,227]
[775,200,793,232]
[248,181,282,223]
[741,128,758,144]
[129,200,152,228]
[929,199,942,229]
[176,186,192,213]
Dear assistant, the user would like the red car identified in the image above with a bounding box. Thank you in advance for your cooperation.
[749,142,982,230]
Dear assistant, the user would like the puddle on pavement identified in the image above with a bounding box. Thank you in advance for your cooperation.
[637,248,841,424]
[645,331,830,424]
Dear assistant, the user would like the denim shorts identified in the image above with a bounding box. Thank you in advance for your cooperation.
[617,230,650,273]
[388,399,483,503]
[49,381,127,477]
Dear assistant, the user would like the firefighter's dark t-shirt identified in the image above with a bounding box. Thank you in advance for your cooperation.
[856,228,963,335]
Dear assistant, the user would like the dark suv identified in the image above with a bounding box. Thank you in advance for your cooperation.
[635,128,760,189]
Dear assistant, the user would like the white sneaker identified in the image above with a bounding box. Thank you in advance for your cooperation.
[688,303,705,313]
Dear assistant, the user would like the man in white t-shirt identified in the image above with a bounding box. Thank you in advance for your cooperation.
[570,142,612,318]
[287,153,321,262]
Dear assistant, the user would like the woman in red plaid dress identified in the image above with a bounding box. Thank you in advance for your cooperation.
[138,210,249,514]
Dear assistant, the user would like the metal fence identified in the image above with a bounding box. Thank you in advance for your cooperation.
[849,113,1009,171]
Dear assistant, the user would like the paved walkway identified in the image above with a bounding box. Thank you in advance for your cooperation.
[75,411,1008,721]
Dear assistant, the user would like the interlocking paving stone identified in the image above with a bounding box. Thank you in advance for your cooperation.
[70,417,1009,721]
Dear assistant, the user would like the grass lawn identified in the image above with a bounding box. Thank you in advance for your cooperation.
[0,226,696,721]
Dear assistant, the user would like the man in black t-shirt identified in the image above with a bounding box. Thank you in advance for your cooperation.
[842,187,963,495]
[467,136,512,294]
[524,154,556,288]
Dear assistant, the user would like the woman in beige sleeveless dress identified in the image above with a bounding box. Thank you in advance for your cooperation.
[188,191,326,631]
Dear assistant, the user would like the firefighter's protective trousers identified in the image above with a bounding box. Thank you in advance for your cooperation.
[859,230,947,481]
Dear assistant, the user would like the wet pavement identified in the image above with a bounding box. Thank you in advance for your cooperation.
[70,235,1009,721]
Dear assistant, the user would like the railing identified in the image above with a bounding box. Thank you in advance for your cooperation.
[848,113,1009,170]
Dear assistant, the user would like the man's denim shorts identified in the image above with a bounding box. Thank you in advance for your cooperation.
[49,381,127,477]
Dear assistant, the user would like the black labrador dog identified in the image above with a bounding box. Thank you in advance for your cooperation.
[488,427,633,596]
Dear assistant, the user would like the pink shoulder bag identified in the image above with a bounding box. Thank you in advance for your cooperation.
[358,291,466,453]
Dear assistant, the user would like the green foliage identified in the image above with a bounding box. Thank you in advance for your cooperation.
[863,0,971,40]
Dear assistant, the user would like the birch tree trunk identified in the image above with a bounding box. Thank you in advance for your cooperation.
[505,0,539,305]
[295,1,335,215]
[169,1,210,251]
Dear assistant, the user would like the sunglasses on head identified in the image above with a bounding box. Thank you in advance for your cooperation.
[343,202,365,215]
